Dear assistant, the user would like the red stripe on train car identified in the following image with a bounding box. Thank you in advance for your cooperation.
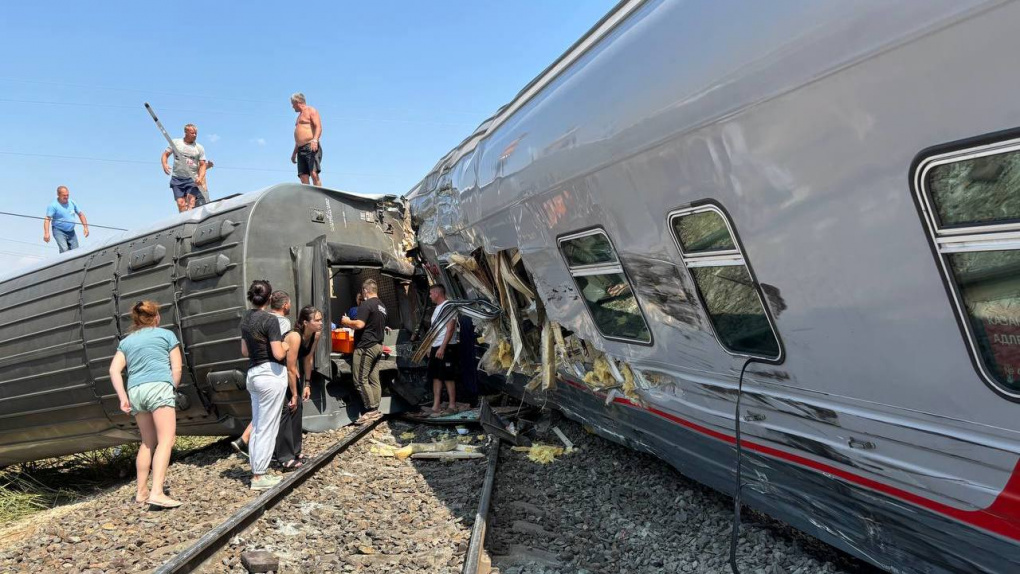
[559,377,1020,541]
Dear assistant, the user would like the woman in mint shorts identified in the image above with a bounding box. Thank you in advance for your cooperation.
[109,300,183,508]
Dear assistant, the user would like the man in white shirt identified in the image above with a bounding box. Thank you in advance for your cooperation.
[426,284,459,415]
[160,123,207,212]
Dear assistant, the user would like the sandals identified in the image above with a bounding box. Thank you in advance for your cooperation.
[282,459,304,471]
[147,498,183,509]
[356,410,383,425]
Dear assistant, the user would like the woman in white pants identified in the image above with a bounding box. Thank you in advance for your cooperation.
[240,279,289,490]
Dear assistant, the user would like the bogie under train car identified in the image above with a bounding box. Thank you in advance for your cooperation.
[0,184,426,466]
[407,1,1020,572]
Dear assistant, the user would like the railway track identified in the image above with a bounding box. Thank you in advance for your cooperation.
[154,418,386,574]
[153,418,503,574]
[0,415,881,574]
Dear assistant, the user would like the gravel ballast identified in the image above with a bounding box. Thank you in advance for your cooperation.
[0,414,882,573]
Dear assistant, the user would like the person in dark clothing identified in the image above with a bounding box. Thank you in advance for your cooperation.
[347,292,362,320]
[340,279,387,424]
[458,315,479,404]
[275,305,322,469]
[240,280,289,491]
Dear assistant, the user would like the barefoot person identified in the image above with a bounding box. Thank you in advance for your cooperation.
[276,306,322,468]
[289,93,323,186]
[426,284,459,416]
[240,280,290,490]
[340,279,386,424]
[160,123,207,212]
[108,301,183,508]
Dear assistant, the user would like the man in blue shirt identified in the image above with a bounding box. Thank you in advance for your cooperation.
[43,186,89,253]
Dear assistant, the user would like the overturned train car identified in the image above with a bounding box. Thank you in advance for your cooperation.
[407,1,1020,572]
[0,184,427,466]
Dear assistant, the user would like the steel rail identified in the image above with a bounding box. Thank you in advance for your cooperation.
[154,417,385,574]
[462,437,501,574]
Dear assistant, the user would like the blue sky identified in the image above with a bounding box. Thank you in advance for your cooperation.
[0,1,617,272]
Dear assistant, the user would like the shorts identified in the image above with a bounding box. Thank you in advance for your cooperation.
[128,381,176,415]
[297,143,322,176]
[427,346,458,382]
[170,176,202,200]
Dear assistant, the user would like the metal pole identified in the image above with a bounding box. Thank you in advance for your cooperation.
[144,102,182,159]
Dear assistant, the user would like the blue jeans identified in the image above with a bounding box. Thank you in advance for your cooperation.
[52,227,78,253]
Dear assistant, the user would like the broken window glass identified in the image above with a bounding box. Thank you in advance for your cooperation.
[574,273,651,343]
[916,138,1020,397]
[927,151,1020,227]
[560,233,618,267]
[673,209,736,254]
[559,230,651,344]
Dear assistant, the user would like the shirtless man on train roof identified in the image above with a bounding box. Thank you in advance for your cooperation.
[290,93,323,186]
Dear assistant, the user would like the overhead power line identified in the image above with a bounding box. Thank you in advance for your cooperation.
[0,250,43,260]
[0,237,57,249]
[0,99,475,127]
[0,76,492,118]
[0,211,128,231]
[0,150,399,178]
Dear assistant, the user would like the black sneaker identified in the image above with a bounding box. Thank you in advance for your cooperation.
[231,438,249,458]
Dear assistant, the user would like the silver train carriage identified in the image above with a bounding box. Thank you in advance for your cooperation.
[406,1,1020,572]
[0,184,427,467]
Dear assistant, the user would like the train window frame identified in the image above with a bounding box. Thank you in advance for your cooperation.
[914,135,1020,399]
[557,228,653,345]
[668,204,783,361]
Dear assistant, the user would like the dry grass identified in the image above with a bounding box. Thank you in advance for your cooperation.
[0,435,223,526]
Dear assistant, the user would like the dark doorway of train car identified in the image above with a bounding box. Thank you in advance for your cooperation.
[302,239,427,430]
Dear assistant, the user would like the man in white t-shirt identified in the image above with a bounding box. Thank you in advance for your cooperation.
[160,123,207,212]
[426,284,459,415]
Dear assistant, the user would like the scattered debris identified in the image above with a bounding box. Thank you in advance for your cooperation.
[411,451,485,460]
[480,399,531,447]
[240,550,279,573]
[399,432,416,441]
[551,427,574,453]
[511,444,565,464]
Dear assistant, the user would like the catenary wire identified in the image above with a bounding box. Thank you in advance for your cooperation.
[0,250,43,260]
[0,150,398,177]
[0,77,491,117]
[0,98,478,127]
[0,237,57,249]
[0,211,128,231]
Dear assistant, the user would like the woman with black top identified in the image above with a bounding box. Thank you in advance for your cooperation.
[275,305,323,468]
[240,279,289,490]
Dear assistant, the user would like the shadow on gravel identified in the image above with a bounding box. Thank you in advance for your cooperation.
[0,436,225,527]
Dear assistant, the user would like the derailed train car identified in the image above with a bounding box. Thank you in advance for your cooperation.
[407,1,1020,572]
[0,184,426,466]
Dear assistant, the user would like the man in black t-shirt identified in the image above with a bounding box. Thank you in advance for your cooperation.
[340,278,387,423]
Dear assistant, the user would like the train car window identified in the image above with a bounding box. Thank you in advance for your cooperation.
[669,206,781,359]
[916,139,1020,397]
[673,209,737,254]
[561,233,619,266]
[927,152,1020,227]
[558,230,651,344]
